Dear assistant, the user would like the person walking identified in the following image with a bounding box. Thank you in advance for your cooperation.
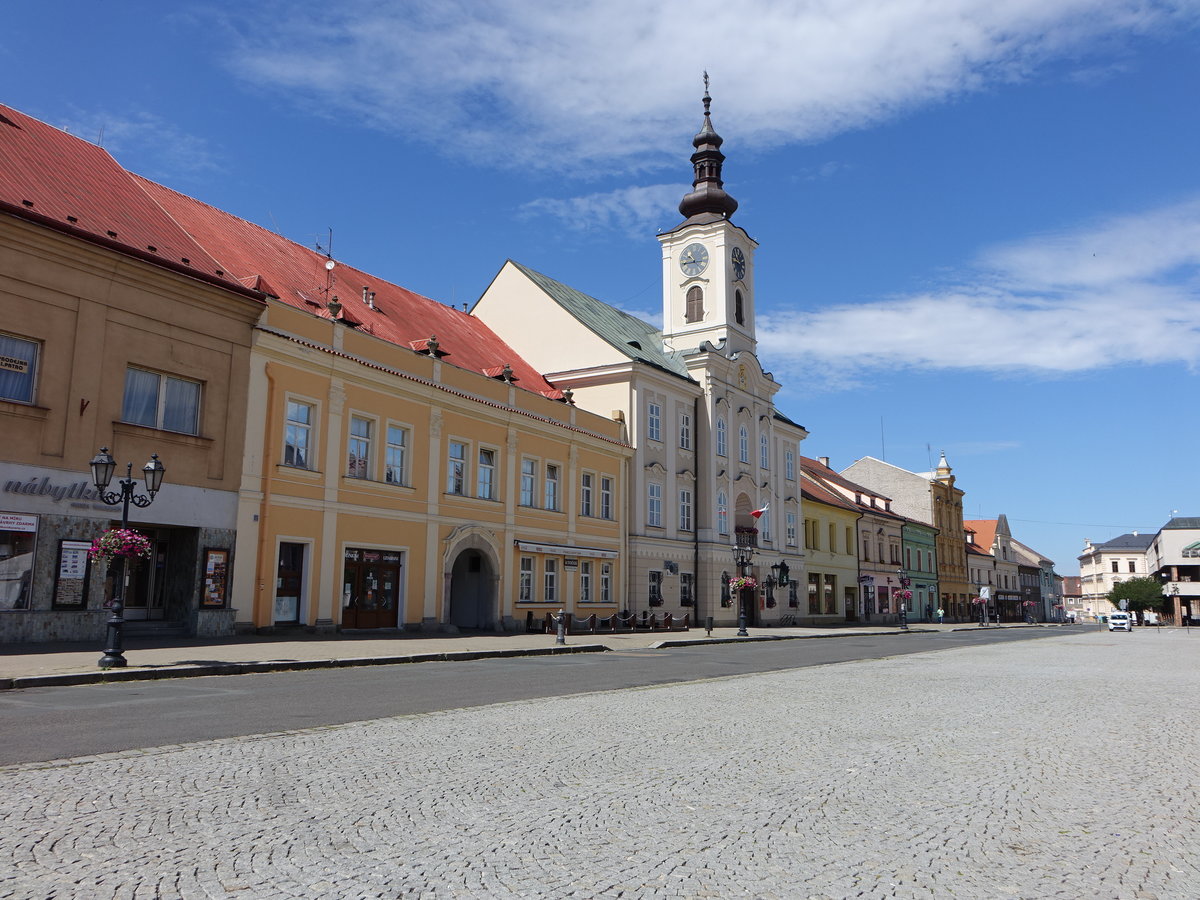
[936,606,944,625]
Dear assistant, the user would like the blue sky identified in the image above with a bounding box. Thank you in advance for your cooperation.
[6,0,1198,575]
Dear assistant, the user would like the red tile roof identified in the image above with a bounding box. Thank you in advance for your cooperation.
[0,104,248,296]
[0,101,557,394]
[963,519,998,552]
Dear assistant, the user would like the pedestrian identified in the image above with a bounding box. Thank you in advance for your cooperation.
[936,606,944,624]
[925,604,933,622]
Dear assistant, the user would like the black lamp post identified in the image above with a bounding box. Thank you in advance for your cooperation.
[896,568,910,631]
[731,540,755,637]
[90,447,165,669]
[975,582,987,627]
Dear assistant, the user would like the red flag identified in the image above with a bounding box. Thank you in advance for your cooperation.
[751,502,770,519]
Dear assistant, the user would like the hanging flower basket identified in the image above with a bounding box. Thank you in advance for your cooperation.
[1021,600,1037,608]
[729,575,757,592]
[970,596,988,605]
[89,528,153,566]
[892,589,913,603]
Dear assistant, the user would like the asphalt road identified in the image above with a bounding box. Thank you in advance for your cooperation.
[0,628,1069,766]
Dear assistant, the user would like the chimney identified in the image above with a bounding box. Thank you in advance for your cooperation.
[362,286,370,305]
[368,291,376,309]
[818,456,830,468]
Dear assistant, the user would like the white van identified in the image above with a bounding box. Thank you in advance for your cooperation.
[1108,612,1132,632]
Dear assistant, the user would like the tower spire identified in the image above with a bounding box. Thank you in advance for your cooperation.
[678,73,738,221]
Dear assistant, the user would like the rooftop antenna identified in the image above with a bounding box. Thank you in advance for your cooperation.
[315,227,333,258]
[96,124,105,147]
[926,443,933,471]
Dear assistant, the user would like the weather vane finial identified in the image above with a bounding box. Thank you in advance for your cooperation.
[703,70,710,94]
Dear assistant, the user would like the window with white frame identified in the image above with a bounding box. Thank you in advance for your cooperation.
[786,512,797,546]
[581,472,594,517]
[601,563,612,604]
[0,333,38,404]
[679,411,692,450]
[520,459,537,506]
[647,482,662,527]
[678,488,693,531]
[717,491,729,535]
[122,366,201,434]
[447,441,467,495]
[716,418,728,457]
[647,401,662,442]
[761,506,771,541]
[580,561,592,602]
[739,424,749,463]
[544,558,558,603]
[477,448,496,499]
[785,448,795,481]
[544,464,559,510]
[600,476,613,519]
[519,557,534,602]
[680,572,694,607]
[648,570,662,605]
[347,415,371,478]
[284,400,313,468]
[760,433,769,468]
[385,425,407,484]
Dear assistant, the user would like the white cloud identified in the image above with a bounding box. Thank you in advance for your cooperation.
[219,0,1199,171]
[521,184,684,235]
[758,197,1200,381]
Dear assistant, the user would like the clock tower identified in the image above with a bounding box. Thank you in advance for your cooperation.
[658,82,758,356]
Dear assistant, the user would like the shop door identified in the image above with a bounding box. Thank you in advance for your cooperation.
[449,551,494,630]
[124,538,168,621]
[341,548,402,629]
[274,543,304,624]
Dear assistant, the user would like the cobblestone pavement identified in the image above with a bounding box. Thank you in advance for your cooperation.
[2,629,1198,899]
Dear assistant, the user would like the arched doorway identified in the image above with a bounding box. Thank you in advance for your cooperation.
[448,549,496,630]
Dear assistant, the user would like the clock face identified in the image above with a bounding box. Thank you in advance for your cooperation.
[679,243,709,277]
[731,247,746,280]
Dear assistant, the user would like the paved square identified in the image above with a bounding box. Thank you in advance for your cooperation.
[2,630,1198,898]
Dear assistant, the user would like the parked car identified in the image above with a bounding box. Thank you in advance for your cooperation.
[1108,612,1132,632]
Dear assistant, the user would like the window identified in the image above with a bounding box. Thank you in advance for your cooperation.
[601,563,612,604]
[581,473,594,517]
[385,425,407,485]
[717,491,729,535]
[679,412,692,450]
[828,523,836,552]
[906,547,912,569]
[545,465,560,511]
[685,285,704,323]
[447,441,467,494]
[580,561,592,602]
[735,289,745,325]
[739,425,749,463]
[0,334,38,404]
[543,559,558,603]
[122,367,200,434]
[648,570,663,606]
[760,433,769,469]
[808,573,820,615]
[716,418,728,457]
[680,572,694,607]
[1128,560,1137,573]
[761,507,771,541]
[1111,560,1120,573]
[600,476,613,520]
[862,533,871,562]
[519,557,534,602]
[824,574,837,615]
[847,528,854,555]
[648,482,662,527]
[785,448,795,481]
[477,448,496,499]
[284,401,313,468]
[679,488,693,531]
[647,401,662,442]
[347,416,371,479]
[786,512,797,546]
[520,459,537,507]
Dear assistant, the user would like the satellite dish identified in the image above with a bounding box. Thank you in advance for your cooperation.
[325,260,336,270]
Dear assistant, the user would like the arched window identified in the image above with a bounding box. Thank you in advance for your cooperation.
[717,491,729,535]
[716,418,727,457]
[685,285,704,323]
[759,433,769,469]
[739,424,749,463]
[734,290,745,325]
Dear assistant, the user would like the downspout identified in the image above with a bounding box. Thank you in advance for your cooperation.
[255,361,278,632]
[693,395,702,626]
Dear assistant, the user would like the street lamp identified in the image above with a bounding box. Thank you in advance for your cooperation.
[974,581,987,627]
[90,447,165,669]
[731,539,755,637]
[895,568,910,631]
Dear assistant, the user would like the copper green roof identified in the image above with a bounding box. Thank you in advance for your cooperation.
[509,260,695,382]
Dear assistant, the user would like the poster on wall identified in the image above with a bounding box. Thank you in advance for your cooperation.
[52,539,92,608]
[0,512,38,610]
[201,548,229,608]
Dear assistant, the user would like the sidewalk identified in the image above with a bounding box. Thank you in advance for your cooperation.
[0,621,1043,690]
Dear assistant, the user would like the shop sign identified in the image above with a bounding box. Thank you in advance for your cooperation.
[0,513,38,532]
[3,476,101,504]
[0,355,29,374]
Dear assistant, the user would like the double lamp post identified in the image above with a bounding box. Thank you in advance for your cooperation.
[90,447,165,669]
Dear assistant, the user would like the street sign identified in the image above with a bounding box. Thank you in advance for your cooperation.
[1120,599,1128,610]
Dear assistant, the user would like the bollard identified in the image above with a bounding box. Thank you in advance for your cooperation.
[705,615,713,637]
[555,608,566,645]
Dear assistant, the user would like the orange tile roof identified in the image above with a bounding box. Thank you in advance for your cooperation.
[963,519,998,551]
